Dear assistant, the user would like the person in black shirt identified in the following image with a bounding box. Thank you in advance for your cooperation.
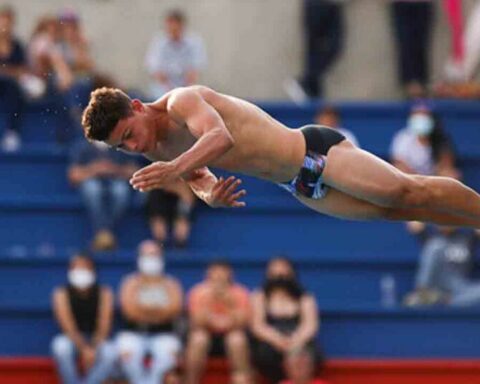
[51,252,116,383]
[251,257,322,384]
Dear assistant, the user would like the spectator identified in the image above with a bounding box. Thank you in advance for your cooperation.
[185,260,251,384]
[0,5,27,152]
[251,257,322,384]
[56,8,116,110]
[57,8,95,110]
[315,105,359,147]
[285,0,344,101]
[51,252,116,384]
[433,1,480,99]
[67,139,139,251]
[390,0,434,98]
[390,103,459,177]
[57,8,94,78]
[145,9,207,99]
[28,15,73,92]
[442,0,465,83]
[116,240,183,384]
[28,15,84,143]
[462,0,480,82]
[146,180,195,248]
[404,221,480,307]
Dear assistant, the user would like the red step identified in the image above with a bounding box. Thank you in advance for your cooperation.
[2,357,480,384]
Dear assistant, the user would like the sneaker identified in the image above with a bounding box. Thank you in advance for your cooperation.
[403,288,444,307]
[91,230,117,252]
[283,78,308,104]
[1,130,21,152]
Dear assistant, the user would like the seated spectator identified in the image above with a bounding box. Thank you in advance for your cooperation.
[315,105,359,147]
[28,15,84,143]
[116,240,183,384]
[28,15,73,92]
[57,8,94,109]
[56,8,116,111]
[251,257,322,384]
[146,181,195,248]
[404,220,480,307]
[145,9,207,99]
[390,103,460,177]
[185,260,251,384]
[0,5,27,152]
[67,139,139,251]
[51,252,116,384]
[281,349,329,384]
[57,8,94,79]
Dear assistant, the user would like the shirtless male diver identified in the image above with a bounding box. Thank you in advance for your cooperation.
[81,86,480,228]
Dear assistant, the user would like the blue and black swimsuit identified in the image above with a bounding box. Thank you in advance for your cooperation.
[278,125,346,199]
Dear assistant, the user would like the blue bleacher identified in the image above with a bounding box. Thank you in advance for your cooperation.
[1,99,480,358]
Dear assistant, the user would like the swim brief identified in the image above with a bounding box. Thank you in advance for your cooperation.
[278,125,346,199]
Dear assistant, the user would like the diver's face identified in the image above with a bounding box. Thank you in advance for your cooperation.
[106,102,156,154]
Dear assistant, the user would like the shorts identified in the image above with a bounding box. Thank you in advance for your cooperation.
[278,125,345,199]
[209,334,226,357]
[146,189,192,222]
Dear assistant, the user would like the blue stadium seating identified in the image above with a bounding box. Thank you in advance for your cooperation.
[1,99,480,358]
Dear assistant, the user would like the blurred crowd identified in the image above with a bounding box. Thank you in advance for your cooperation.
[0,5,117,152]
[0,6,205,151]
[0,5,206,251]
[51,250,325,384]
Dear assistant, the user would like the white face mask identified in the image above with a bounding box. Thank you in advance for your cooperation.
[68,269,96,289]
[138,256,164,276]
[408,114,434,137]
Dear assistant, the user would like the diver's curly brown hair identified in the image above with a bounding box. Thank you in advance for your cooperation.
[82,87,133,141]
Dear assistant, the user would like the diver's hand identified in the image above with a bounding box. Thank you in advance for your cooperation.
[206,176,246,208]
[130,161,180,192]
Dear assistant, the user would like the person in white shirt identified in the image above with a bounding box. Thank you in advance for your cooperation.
[145,10,207,99]
[390,104,459,178]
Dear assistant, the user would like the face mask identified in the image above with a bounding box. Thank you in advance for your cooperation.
[68,269,95,289]
[408,114,434,137]
[138,256,164,276]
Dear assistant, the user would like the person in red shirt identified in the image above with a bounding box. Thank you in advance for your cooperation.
[185,260,252,384]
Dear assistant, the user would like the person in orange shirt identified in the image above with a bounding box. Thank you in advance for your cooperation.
[185,260,251,384]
